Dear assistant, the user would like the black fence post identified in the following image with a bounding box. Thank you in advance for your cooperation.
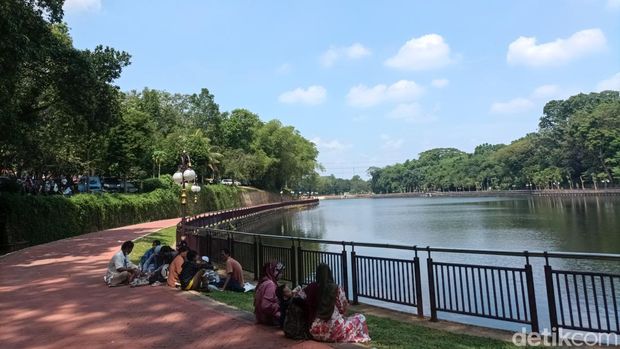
[427,248,438,322]
[258,237,264,272]
[297,243,304,285]
[544,253,558,334]
[351,243,359,305]
[290,239,297,286]
[206,230,213,259]
[341,241,349,299]
[228,234,234,257]
[524,252,539,333]
[253,236,259,281]
[413,246,424,318]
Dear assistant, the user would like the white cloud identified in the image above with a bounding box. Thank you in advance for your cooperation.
[347,80,425,108]
[385,34,453,71]
[311,137,351,152]
[346,43,372,59]
[320,43,371,67]
[490,84,569,115]
[276,63,292,75]
[380,135,404,150]
[531,84,560,99]
[490,98,535,114]
[278,86,326,105]
[63,0,102,13]
[387,103,437,123]
[597,72,620,91]
[608,0,620,10]
[507,29,607,67]
[431,79,449,88]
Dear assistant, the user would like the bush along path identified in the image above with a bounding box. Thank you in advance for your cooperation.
[0,180,242,253]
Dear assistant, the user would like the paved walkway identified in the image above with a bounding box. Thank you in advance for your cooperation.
[0,219,333,349]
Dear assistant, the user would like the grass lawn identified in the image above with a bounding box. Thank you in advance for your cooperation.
[200,290,515,349]
[130,226,177,264]
[135,227,515,348]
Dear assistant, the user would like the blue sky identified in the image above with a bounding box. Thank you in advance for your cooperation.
[64,0,620,179]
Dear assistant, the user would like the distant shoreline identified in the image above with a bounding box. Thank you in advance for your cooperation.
[318,189,620,200]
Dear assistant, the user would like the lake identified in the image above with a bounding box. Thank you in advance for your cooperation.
[243,196,620,332]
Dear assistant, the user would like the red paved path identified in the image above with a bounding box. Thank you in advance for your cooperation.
[0,219,333,349]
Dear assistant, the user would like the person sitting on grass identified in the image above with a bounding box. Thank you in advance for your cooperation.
[140,240,162,273]
[254,261,285,325]
[167,246,188,288]
[179,250,208,291]
[298,263,370,343]
[218,248,245,292]
[148,246,176,285]
[104,241,141,287]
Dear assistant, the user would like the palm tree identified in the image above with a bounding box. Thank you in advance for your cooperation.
[152,150,166,178]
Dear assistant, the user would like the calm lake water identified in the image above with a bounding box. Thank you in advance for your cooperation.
[249,196,620,255]
[245,196,620,332]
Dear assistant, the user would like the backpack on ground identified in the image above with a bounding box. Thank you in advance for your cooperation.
[283,297,310,340]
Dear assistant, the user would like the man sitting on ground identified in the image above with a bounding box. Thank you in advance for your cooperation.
[219,248,245,292]
[104,241,140,287]
[167,246,188,288]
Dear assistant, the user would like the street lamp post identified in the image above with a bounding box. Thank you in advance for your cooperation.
[602,179,610,190]
[173,151,197,232]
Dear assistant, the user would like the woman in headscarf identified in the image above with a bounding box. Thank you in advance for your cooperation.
[298,263,370,343]
[254,261,284,325]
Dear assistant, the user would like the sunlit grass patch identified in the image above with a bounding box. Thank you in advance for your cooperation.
[130,226,177,264]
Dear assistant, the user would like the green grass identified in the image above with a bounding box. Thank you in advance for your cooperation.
[129,226,177,264]
[365,315,514,349]
[203,290,256,313]
[133,227,515,348]
[201,289,514,349]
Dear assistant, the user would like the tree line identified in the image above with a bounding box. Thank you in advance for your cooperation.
[0,0,319,192]
[2,1,618,196]
[367,91,620,193]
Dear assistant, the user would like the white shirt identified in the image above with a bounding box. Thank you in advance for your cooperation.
[105,250,137,283]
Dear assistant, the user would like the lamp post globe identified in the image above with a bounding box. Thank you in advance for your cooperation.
[191,183,201,193]
[183,168,197,182]
[173,171,183,184]
[191,183,201,203]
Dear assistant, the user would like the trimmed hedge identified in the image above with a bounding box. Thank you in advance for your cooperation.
[142,175,174,193]
[0,184,241,251]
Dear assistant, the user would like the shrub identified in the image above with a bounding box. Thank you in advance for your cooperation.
[0,184,242,253]
[142,175,174,193]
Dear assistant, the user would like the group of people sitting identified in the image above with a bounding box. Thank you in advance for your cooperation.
[104,240,246,292]
[254,261,371,343]
[104,240,370,344]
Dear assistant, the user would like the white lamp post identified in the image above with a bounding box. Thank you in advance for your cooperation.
[173,151,198,230]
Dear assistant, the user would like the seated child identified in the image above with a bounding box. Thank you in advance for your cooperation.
[179,250,208,291]
[276,284,301,327]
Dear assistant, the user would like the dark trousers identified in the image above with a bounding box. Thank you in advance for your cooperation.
[218,278,244,292]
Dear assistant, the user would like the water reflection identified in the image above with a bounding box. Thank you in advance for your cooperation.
[241,196,620,332]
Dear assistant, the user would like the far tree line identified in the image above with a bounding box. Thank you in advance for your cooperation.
[364,91,620,194]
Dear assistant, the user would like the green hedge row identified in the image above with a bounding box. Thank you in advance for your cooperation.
[0,184,241,251]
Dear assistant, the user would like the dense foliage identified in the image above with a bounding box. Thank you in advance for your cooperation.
[0,184,240,249]
[0,1,319,192]
[368,91,620,193]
